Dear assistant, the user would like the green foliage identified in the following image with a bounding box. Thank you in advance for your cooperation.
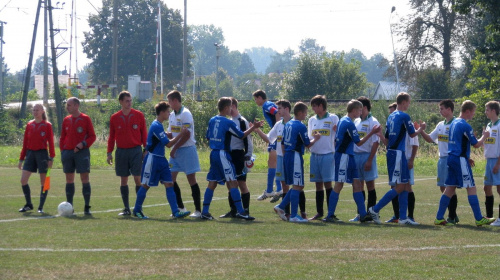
[266,48,297,74]
[245,47,277,75]
[415,67,456,99]
[5,89,40,103]
[189,24,225,76]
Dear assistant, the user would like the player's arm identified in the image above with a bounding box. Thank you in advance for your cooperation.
[409,120,426,138]
[408,143,419,169]
[356,125,381,146]
[19,124,29,169]
[364,129,379,171]
[83,117,97,148]
[165,128,188,148]
[242,120,264,138]
[306,128,321,148]
[107,117,116,165]
[254,128,270,143]
[47,123,55,169]
[473,127,489,148]
[420,127,437,144]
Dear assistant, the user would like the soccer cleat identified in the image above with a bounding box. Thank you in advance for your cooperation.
[200,212,215,220]
[490,218,500,226]
[385,216,399,223]
[84,206,92,215]
[235,212,255,221]
[219,211,237,218]
[118,208,131,216]
[360,214,373,223]
[434,219,454,226]
[273,205,287,221]
[133,210,149,219]
[446,216,459,225]
[257,191,274,201]
[476,217,496,227]
[269,192,283,203]
[301,212,308,219]
[289,215,308,223]
[368,207,381,224]
[322,215,342,223]
[349,214,360,222]
[189,211,201,218]
[399,218,420,225]
[19,204,34,212]
[173,210,191,218]
[309,213,324,221]
[37,208,44,214]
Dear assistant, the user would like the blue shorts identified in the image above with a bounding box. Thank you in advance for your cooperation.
[387,150,409,185]
[169,145,201,175]
[267,141,277,152]
[141,153,172,187]
[484,158,500,186]
[276,155,285,181]
[389,168,414,186]
[310,152,334,182]
[334,153,358,184]
[283,151,304,186]
[207,150,237,185]
[445,155,475,188]
[354,152,378,182]
[437,157,448,187]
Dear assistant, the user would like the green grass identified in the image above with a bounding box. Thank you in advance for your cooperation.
[1,166,499,279]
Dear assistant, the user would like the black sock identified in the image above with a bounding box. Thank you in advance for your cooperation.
[408,192,415,219]
[498,203,500,218]
[391,195,399,219]
[82,183,91,207]
[325,188,332,208]
[66,183,75,205]
[368,189,377,209]
[485,195,494,218]
[22,184,32,205]
[135,185,141,194]
[242,192,250,212]
[315,190,324,216]
[227,192,236,213]
[299,191,306,213]
[120,185,130,209]
[38,186,48,210]
[190,183,201,212]
[283,192,290,215]
[173,182,184,209]
[448,194,458,219]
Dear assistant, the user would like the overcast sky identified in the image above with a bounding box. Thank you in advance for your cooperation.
[0,0,409,74]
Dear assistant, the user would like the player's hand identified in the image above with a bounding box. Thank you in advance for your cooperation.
[74,142,83,153]
[332,124,337,132]
[252,120,264,128]
[408,159,414,169]
[482,127,490,139]
[493,164,500,174]
[313,131,321,141]
[364,160,372,171]
[107,154,113,165]
[18,161,23,170]
[419,120,426,131]
[371,125,381,134]
[166,132,173,139]
[170,148,177,159]
[48,160,53,169]
[469,158,475,167]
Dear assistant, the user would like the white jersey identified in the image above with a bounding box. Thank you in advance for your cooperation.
[353,114,380,153]
[268,119,286,156]
[428,118,454,157]
[167,106,196,147]
[405,133,419,160]
[484,120,500,159]
[307,112,339,154]
[230,114,253,157]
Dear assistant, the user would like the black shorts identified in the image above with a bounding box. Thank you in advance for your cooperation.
[230,149,246,182]
[23,149,49,173]
[61,149,91,174]
[115,146,143,177]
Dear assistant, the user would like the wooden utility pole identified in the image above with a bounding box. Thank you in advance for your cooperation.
[43,0,49,104]
[111,0,118,97]
[48,0,64,134]
[182,0,187,92]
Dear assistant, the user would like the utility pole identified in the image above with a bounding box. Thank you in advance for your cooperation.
[214,43,221,96]
[48,0,64,134]
[0,21,5,103]
[182,0,187,93]
[111,0,118,97]
[43,0,49,104]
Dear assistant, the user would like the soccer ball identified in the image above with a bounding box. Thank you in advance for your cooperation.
[57,202,73,217]
[244,154,256,173]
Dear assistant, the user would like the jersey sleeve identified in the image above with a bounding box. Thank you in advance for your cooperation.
[267,122,279,143]
[19,123,30,160]
[47,123,56,158]
[264,102,278,115]
[59,117,67,150]
[228,120,245,138]
[428,123,440,143]
[107,115,116,153]
[140,113,147,147]
[307,118,313,138]
[299,124,311,147]
[84,116,97,148]
[465,123,478,146]
[371,119,380,143]
[349,121,361,143]
[404,114,416,135]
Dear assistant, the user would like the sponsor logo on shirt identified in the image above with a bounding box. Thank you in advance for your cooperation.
[277,135,283,142]
[485,137,496,144]
[438,134,449,142]
[491,129,497,137]
[358,131,367,138]
[171,126,181,133]
[313,129,330,136]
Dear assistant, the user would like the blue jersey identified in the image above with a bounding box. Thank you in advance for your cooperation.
[146,120,170,156]
[283,119,310,154]
[448,118,478,158]
[262,101,278,127]
[335,116,360,155]
[385,110,416,151]
[206,116,244,151]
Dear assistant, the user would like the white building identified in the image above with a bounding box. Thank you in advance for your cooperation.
[372,81,409,100]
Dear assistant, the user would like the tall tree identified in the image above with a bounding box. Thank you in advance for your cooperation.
[245,47,277,74]
[188,24,225,76]
[266,48,297,74]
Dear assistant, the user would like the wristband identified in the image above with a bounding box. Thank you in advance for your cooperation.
[107,153,112,156]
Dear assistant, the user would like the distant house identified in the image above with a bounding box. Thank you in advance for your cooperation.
[372,81,409,100]
[33,74,70,98]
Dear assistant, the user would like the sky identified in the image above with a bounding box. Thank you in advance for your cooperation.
[0,0,409,74]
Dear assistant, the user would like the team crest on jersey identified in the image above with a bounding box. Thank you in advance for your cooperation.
[40,131,45,137]
[133,124,138,129]
[491,129,497,137]
[77,127,83,133]
[277,135,283,142]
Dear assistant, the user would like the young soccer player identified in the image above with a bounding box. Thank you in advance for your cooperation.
[253,90,282,200]
[132,101,190,219]
[18,104,55,213]
[434,100,495,226]
[483,101,500,226]
[166,90,202,218]
[273,102,321,223]
[420,99,459,224]
[200,97,263,220]
[322,100,381,223]
[368,93,425,225]
[307,95,339,220]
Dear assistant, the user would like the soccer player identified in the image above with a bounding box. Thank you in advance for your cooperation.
[322,100,381,223]
[434,100,495,226]
[349,96,380,222]
[166,90,202,218]
[483,101,500,226]
[132,101,190,219]
[18,104,55,213]
[307,95,339,220]
[60,97,96,215]
[273,102,321,223]
[368,92,425,225]
[200,97,263,220]
[253,90,282,200]
[420,99,459,224]
[107,91,147,216]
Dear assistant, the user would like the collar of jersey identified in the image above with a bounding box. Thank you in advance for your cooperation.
[444,117,455,125]
[316,112,329,119]
[174,106,184,115]
[488,118,500,127]
[361,113,372,121]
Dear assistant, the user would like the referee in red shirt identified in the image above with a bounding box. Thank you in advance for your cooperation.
[107,91,147,216]
[60,97,96,215]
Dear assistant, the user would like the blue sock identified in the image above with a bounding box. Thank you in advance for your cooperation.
[327,191,340,217]
[398,191,408,220]
[278,191,291,209]
[230,188,245,214]
[436,195,451,220]
[353,191,367,217]
[468,195,483,221]
[166,187,179,214]
[134,187,148,213]
[267,168,276,193]
[290,189,299,217]
[373,188,398,213]
[276,179,282,192]
[202,188,214,214]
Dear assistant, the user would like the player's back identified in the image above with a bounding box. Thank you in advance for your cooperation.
[207,116,243,151]
[262,101,278,127]
[146,120,168,156]
[385,111,415,151]
[448,118,477,158]
[283,119,309,154]
[335,116,359,155]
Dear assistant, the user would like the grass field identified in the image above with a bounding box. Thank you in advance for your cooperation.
[1,166,499,280]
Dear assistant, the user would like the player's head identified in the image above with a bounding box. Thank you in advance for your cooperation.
[347,99,363,118]
[32,103,47,121]
[485,101,500,118]
[357,96,371,111]
[155,101,170,116]
[252,90,267,106]
[218,97,232,113]
[167,90,182,103]
[276,99,291,117]
[388,102,397,113]
[439,99,454,117]
[460,100,476,119]
[310,95,327,113]
[396,92,411,105]
[293,102,308,120]
[66,97,80,114]
[118,91,131,101]
[118,91,132,109]
[230,97,239,116]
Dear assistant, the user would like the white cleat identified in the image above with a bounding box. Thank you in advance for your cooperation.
[257,191,274,201]
[289,215,308,223]
[189,211,201,218]
[490,218,500,226]
[368,207,381,224]
[398,218,420,225]
[273,205,287,221]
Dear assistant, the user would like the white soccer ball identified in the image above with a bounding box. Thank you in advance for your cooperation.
[57,202,74,217]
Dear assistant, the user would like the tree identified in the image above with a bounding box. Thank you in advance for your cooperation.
[266,48,297,74]
[220,50,256,77]
[245,47,277,74]
[32,56,52,75]
[414,66,454,99]
[299,38,325,55]
[188,24,225,76]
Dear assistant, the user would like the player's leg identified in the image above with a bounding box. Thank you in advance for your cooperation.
[186,173,201,216]
[312,182,325,220]
[484,158,495,218]
[37,171,48,213]
[80,172,91,215]
[133,184,150,219]
[259,147,277,200]
[435,185,456,225]
[33,150,49,213]
[164,180,190,218]
[289,185,307,222]
[491,186,500,226]
[270,154,285,203]
[275,152,294,221]
[134,153,154,219]
[323,182,343,222]
[74,148,91,214]
[466,186,494,226]
[352,179,367,220]
[19,169,33,212]
[171,171,186,210]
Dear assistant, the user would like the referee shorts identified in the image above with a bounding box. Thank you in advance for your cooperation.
[22,149,49,173]
[115,146,142,177]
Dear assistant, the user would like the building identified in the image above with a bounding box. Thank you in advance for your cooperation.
[372,81,409,100]
[33,74,70,98]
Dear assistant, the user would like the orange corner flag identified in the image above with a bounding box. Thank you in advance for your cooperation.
[43,168,51,193]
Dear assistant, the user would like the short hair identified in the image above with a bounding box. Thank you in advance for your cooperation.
[167,90,182,103]
[486,101,500,116]
[310,95,327,111]
[388,102,397,110]
[252,89,267,100]
[230,97,238,108]
[155,101,170,116]
[439,99,454,112]
[347,99,363,113]
[396,92,411,105]
[276,99,291,112]
[118,91,131,101]
[293,102,308,116]
[218,97,232,112]
[357,96,371,111]
[67,97,80,106]
[461,100,476,113]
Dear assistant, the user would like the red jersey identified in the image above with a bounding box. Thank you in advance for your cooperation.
[107,108,147,153]
[60,113,96,150]
[19,120,56,160]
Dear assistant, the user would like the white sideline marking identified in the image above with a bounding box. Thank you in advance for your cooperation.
[1,244,500,253]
